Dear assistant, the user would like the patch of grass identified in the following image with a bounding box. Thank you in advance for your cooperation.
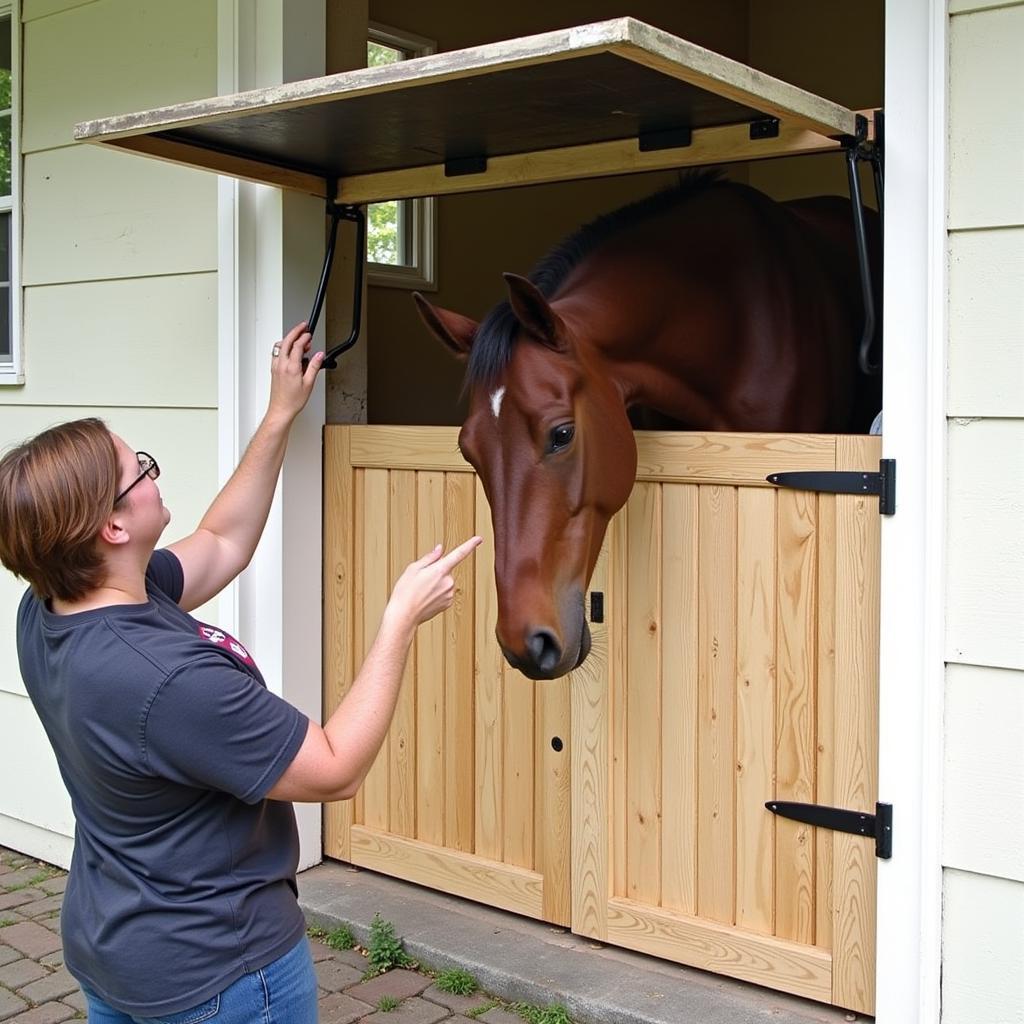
[513,1003,574,1024]
[435,967,479,995]
[325,925,356,950]
[464,1000,500,1019]
[0,917,15,927]
[307,923,357,951]
[377,995,401,1012]
[365,913,416,976]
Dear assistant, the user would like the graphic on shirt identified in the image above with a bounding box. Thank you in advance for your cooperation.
[197,624,254,665]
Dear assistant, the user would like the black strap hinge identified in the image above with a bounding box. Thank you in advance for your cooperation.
[765,800,892,859]
[766,458,895,515]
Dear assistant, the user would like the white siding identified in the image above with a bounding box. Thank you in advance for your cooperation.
[943,665,1024,882]
[942,870,1024,1024]
[947,228,1024,418]
[948,5,1024,229]
[943,4,1024,1022]
[0,0,219,866]
[945,418,1024,671]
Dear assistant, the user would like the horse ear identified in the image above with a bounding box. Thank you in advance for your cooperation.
[412,292,477,359]
[502,273,567,352]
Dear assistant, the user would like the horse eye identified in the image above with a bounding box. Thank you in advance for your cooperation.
[547,423,575,454]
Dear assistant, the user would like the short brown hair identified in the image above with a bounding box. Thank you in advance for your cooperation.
[0,418,120,601]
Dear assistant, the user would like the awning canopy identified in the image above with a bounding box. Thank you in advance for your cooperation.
[74,18,866,204]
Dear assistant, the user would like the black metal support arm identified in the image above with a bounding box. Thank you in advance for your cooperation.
[307,200,366,370]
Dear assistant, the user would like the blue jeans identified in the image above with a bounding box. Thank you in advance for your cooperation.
[80,936,318,1024]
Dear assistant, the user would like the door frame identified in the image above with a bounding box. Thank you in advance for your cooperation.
[220,1,949,1018]
[874,1,947,1022]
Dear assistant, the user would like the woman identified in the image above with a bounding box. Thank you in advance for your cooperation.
[0,323,481,1023]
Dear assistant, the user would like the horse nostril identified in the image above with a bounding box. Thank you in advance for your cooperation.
[527,630,562,674]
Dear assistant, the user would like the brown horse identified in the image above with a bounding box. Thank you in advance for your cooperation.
[414,172,881,680]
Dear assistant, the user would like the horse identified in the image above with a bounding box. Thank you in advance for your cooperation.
[413,171,881,680]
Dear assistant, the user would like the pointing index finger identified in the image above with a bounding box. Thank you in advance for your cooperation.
[437,535,483,572]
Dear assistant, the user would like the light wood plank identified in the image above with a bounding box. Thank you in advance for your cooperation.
[388,472,418,839]
[352,469,367,827]
[537,677,572,926]
[815,493,837,951]
[337,120,862,205]
[444,473,477,853]
[323,429,354,862]
[606,899,832,1004]
[571,543,610,939]
[351,827,544,920]
[361,469,391,830]
[697,485,737,924]
[346,426,838,485]
[775,489,818,945]
[503,662,535,870]
[660,485,699,917]
[626,484,662,907]
[416,472,446,847]
[474,480,503,861]
[351,426,472,472]
[831,436,880,1015]
[735,488,776,935]
[609,510,630,900]
[635,433,838,485]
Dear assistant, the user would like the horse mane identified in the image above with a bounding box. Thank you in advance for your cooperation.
[465,169,728,388]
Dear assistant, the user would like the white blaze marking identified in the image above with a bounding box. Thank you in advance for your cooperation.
[490,386,506,420]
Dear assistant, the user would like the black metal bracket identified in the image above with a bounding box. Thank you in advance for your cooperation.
[766,800,892,859]
[639,125,692,152]
[589,591,605,623]
[767,459,895,515]
[445,155,488,177]
[749,117,780,140]
[841,112,883,376]
[307,196,366,369]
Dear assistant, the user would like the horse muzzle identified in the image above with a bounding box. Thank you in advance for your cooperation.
[499,595,591,681]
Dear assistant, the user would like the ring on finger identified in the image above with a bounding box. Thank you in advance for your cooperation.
[272,343,282,358]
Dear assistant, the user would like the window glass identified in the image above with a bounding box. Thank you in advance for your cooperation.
[366,40,408,269]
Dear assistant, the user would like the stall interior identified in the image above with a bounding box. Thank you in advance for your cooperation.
[350,0,885,427]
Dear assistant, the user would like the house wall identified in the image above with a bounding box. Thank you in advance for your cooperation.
[942,2,1024,1020]
[0,0,219,866]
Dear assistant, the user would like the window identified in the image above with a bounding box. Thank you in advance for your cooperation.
[366,25,436,290]
[0,5,18,383]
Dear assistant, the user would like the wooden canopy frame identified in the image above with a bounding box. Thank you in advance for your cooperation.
[74,18,867,206]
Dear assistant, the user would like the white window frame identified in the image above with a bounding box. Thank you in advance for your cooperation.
[0,0,20,385]
[366,22,437,292]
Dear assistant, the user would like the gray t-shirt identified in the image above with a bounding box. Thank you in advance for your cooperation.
[16,550,310,1016]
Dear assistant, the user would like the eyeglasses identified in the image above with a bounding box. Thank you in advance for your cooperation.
[114,452,160,505]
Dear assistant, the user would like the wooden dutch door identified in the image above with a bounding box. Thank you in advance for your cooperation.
[324,426,881,1015]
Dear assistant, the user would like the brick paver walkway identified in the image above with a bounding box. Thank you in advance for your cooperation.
[0,847,546,1024]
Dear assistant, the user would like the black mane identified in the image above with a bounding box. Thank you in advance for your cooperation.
[465,169,727,387]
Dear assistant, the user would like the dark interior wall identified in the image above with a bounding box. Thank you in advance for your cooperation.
[355,1,884,426]
[746,1,885,200]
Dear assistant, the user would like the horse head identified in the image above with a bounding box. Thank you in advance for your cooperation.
[415,274,636,680]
